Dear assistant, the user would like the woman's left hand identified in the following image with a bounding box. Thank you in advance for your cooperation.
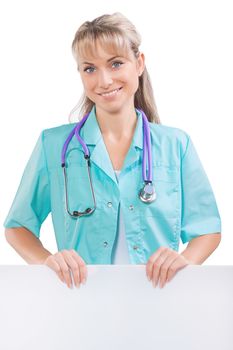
[146,247,193,288]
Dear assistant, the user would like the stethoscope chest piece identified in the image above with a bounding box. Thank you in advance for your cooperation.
[139,182,157,203]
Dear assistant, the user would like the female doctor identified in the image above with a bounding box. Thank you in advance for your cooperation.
[4,12,221,290]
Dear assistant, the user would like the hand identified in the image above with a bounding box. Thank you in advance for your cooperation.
[43,249,87,289]
[146,247,192,288]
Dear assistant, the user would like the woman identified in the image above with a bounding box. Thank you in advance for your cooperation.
[4,12,221,290]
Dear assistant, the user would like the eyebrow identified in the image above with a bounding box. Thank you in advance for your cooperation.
[81,56,122,65]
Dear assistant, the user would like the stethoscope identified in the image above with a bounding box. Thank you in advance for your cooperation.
[61,108,156,219]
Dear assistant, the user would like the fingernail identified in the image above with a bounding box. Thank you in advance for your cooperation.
[75,283,80,288]
[147,275,151,281]
[82,278,86,285]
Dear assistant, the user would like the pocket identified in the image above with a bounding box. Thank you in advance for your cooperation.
[65,206,101,249]
[66,147,87,168]
[60,159,102,251]
[65,163,96,214]
[138,165,180,219]
[153,164,178,183]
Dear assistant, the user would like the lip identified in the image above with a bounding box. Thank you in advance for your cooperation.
[98,87,122,95]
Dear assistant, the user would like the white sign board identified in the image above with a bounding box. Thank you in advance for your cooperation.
[0,265,232,350]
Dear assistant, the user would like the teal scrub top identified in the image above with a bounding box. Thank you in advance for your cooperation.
[3,105,221,264]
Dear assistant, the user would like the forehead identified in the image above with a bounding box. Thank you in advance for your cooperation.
[77,37,134,65]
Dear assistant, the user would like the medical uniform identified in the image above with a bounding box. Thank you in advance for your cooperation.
[112,170,131,264]
[3,105,221,264]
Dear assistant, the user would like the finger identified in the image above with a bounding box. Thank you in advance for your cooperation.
[62,250,81,288]
[43,255,66,284]
[54,252,73,288]
[166,256,189,283]
[146,247,167,280]
[151,249,169,287]
[70,250,87,284]
[159,253,179,288]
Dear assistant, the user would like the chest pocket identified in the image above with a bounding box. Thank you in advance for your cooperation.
[65,148,94,213]
[65,165,94,213]
[138,165,180,219]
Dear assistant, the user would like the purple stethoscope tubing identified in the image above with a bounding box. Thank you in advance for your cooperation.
[61,108,156,218]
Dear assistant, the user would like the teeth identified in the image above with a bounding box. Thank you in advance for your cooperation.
[101,88,120,96]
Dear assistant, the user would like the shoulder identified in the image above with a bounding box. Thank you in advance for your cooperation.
[38,123,77,166]
[149,122,190,143]
[149,122,190,158]
[41,122,77,141]
[39,123,77,152]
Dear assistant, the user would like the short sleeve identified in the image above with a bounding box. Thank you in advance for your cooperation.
[180,133,221,244]
[3,130,51,238]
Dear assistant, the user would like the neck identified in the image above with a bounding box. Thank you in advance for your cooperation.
[95,104,137,142]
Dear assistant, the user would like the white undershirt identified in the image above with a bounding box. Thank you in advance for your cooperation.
[111,170,131,264]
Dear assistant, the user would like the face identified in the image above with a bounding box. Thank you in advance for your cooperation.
[77,41,145,113]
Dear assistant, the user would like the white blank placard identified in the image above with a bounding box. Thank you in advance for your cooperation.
[0,265,232,350]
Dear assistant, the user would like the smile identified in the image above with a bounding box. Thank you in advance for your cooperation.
[99,87,122,97]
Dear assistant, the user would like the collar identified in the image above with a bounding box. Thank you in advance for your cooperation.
[67,104,144,185]
[81,104,143,150]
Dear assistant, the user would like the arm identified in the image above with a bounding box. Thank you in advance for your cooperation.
[180,232,221,264]
[5,227,52,264]
[5,227,87,289]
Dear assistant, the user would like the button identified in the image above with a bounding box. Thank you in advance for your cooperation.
[133,245,138,250]
[107,202,112,208]
[103,241,108,247]
[129,205,134,210]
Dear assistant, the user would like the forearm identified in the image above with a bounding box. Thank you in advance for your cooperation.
[5,227,52,264]
[180,233,221,264]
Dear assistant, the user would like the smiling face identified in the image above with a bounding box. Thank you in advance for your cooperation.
[77,40,145,114]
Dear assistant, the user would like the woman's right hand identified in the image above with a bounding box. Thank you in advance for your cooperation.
[43,249,87,289]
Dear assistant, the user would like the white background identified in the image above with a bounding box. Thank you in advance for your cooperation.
[0,1,232,264]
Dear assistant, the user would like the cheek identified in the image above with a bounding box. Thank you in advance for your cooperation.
[80,74,94,90]
[120,70,138,87]
[83,82,97,97]
[129,75,140,93]
[82,79,91,89]
[127,68,139,86]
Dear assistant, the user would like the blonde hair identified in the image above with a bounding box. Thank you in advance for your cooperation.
[69,12,161,124]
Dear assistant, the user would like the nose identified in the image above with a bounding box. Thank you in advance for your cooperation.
[98,69,113,88]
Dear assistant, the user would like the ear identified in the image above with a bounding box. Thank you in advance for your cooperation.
[137,52,145,77]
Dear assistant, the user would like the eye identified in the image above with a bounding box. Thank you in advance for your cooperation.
[83,66,95,73]
[83,61,123,74]
[112,61,123,68]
